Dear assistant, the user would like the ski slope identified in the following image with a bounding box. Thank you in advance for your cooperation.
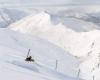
[0,28,79,80]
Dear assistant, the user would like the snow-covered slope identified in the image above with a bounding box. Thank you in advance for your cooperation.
[9,11,100,80]
[9,12,100,57]
[3,5,100,80]
[0,28,79,80]
[58,9,100,28]
[0,8,34,28]
[79,36,100,80]
[9,11,100,31]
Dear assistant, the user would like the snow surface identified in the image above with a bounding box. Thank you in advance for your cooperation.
[0,28,79,80]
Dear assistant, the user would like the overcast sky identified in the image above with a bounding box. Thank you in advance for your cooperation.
[0,0,100,5]
[70,0,100,4]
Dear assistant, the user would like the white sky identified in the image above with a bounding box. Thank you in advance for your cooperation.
[69,0,100,4]
[0,0,99,5]
[0,0,69,4]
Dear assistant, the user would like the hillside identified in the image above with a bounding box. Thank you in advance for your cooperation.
[9,12,100,57]
[9,10,100,80]
[0,28,79,80]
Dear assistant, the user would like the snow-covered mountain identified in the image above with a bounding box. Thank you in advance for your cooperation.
[9,12,100,57]
[0,8,38,28]
[8,9,100,80]
[1,4,100,80]
[0,8,27,27]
